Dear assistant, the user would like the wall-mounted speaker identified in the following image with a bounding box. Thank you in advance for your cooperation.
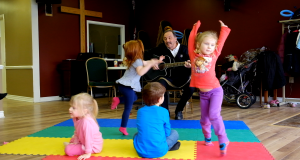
[45,4,52,16]
[224,0,231,11]
[36,0,61,16]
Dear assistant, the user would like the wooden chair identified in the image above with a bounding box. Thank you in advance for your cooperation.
[85,57,116,100]
[167,89,193,118]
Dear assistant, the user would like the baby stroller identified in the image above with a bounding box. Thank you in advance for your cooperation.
[220,57,258,109]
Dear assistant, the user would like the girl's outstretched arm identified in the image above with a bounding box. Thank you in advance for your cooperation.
[216,20,231,56]
[136,56,164,76]
[188,20,201,57]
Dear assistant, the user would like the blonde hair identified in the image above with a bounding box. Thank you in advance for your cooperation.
[194,30,218,55]
[123,40,144,68]
[70,93,99,124]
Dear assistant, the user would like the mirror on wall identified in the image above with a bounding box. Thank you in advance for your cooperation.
[87,20,125,61]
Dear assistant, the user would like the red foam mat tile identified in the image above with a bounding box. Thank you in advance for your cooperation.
[43,156,179,160]
[195,141,274,160]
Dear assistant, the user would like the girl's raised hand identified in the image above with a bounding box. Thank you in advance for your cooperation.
[194,20,201,26]
[150,56,164,70]
[219,20,228,27]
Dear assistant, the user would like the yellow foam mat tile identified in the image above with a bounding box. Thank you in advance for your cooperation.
[0,137,69,155]
[94,139,196,159]
[0,137,196,159]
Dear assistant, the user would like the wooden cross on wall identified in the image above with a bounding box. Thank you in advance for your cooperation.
[61,0,102,52]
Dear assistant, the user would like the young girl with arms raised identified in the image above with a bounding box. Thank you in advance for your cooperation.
[188,20,231,156]
[64,93,103,160]
[111,40,164,135]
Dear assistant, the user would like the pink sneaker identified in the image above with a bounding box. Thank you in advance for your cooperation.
[119,127,128,135]
[269,100,280,107]
[220,141,230,156]
[111,97,120,110]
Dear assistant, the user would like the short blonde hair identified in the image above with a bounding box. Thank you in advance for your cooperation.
[70,93,99,124]
[194,31,218,54]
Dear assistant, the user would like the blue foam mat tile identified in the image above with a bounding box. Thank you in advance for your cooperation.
[223,120,249,129]
[170,120,249,129]
[55,119,249,130]
[54,119,73,126]
[97,119,137,128]
[170,120,200,129]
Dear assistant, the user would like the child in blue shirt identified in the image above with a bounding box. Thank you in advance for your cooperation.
[133,82,180,158]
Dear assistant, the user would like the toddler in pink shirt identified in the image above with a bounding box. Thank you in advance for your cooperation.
[64,93,103,160]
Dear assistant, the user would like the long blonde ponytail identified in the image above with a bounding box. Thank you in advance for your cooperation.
[92,99,99,125]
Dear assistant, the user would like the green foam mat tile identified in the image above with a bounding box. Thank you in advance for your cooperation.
[27,126,260,142]
[226,129,260,142]
[174,128,201,141]
[28,126,138,139]
[28,126,74,138]
[175,128,259,142]
[101,127,138,139]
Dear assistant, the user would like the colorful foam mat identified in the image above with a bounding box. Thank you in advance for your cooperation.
[43,142,274,160]
[0,119,274,160]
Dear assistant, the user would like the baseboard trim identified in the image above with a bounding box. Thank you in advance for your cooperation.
[6,95,63,102]
[6,94,33,102]
[39,96,61,102]
[0,111,4,118]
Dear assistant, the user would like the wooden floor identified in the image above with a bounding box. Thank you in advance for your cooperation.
[1,96,300,160]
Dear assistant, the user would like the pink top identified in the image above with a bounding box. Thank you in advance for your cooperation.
[188,20,231,89]
[72,116,103,154]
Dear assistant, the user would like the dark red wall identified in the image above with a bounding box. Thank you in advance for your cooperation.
[39,0,300,98]
[39,0,132,97]
[135,0,299,98]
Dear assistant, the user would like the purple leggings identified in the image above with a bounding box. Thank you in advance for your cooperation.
[199,86,228,144]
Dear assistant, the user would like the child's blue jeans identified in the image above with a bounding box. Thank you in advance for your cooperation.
[118,84,137,128]
[166,130,179,150]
